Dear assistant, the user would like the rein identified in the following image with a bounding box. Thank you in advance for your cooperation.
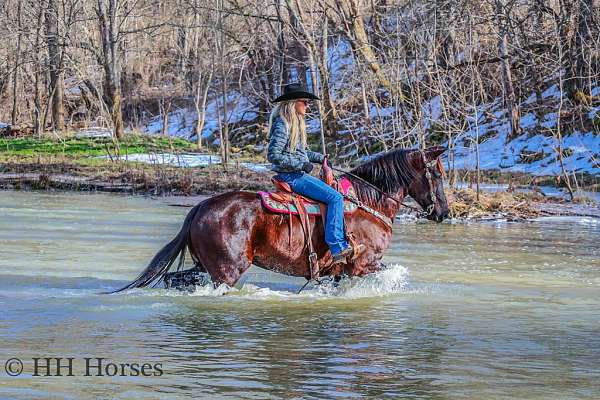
[329,165,402,205]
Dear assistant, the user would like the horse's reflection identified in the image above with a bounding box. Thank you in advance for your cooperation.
[149,297,451,399]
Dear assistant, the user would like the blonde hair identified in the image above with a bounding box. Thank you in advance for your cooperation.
[268,100,307,151]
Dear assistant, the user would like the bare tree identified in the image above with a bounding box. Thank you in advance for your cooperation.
[284,0,338,138]
[45,0,65,131]
[568,0,595,99]
[332,0,404,100]
[11,0,23,126]
[495,0,521,140]
[96,0,125,139]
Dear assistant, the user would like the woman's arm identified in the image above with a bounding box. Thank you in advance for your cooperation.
[267,117,305,170]
[306,150,325,164]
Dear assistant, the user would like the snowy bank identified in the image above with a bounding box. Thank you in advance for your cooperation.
[99,152,270,172]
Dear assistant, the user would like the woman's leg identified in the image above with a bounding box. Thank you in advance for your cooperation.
[284,173,349,255]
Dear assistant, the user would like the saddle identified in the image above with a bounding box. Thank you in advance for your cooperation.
[257,160,359,281]
[258,177,357,216]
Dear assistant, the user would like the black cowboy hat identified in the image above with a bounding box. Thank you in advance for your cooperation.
[273,82,320,103]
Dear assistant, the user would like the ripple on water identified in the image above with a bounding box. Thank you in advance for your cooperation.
[1,192,599,400]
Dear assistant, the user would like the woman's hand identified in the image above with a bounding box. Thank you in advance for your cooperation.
[302,162,314,174]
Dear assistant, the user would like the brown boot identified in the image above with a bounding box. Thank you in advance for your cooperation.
[331,244,364,265]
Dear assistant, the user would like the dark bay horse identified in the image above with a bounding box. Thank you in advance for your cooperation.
[114,146,449,291]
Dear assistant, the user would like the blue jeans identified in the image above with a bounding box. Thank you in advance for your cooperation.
[275,172,349,255]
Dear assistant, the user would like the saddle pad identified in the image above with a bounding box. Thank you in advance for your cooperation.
[258,192,357,216]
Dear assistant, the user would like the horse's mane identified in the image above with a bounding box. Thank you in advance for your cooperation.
[344,149,418,206]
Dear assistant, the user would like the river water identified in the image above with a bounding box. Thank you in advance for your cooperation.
[1,191,599,399]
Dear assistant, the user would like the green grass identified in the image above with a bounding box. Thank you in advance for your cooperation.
[0,134,197,159]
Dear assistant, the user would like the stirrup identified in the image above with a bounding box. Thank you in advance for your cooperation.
[332,243,365,265]
[331,246,352,265]
[349,244,365,261]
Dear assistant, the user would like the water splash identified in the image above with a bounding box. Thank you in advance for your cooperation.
[131,264,411,300]
[314,264,410,298]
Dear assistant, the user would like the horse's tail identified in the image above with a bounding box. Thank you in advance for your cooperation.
[110,202,203,293]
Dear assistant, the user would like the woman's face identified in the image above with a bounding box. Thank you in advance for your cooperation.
[294,99,309,116]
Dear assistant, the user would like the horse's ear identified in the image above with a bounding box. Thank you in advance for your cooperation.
[424,146,447,162]
[407,149,425,169]
[408,146,447,168]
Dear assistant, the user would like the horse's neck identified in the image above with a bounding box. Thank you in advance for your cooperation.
[382,188,406,219]
[358,186,406,220]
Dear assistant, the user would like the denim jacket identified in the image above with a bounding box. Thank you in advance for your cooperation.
[267,115,324,172]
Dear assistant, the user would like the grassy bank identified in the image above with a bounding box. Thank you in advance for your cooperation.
[0,133,270,195]
[0,134,196,160]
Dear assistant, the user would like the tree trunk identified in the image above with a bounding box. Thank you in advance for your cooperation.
[11,0,23,126]
[97,0,124,139]
[555,28,575,201]
[46,0,65,131]
[159,98,171,136]
[286,5,308,87]
[217,0,229,166]
[195,70,212,150]
[568,0,594,98]
[316,14,338,138]
[33,2,46,137]
[496,0,521,140]
[275,0,288,86]
[220,78,230,165]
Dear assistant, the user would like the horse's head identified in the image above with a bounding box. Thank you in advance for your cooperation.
[407,146,449,222]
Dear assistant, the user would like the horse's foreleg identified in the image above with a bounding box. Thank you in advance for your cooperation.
[208,261,252,287]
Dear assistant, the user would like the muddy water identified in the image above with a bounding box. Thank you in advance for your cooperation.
[0,191,598,399]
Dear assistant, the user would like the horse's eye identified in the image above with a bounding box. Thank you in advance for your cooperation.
[427,168,439,179]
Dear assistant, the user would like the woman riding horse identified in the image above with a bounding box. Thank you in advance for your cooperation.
[267,83,359,266]
[112,86,450,292]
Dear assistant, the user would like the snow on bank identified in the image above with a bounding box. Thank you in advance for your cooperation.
[449,88,600,176]
[144,91,258,141]
[120,153,222,167]
[451,119,599,176]
[74,127,113,138]
[100,152,270,172]
[454,181,600,203]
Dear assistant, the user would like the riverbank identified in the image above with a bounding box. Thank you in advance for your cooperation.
[0,160,271,195]
[2,165,598,220]
[1,134,598,221]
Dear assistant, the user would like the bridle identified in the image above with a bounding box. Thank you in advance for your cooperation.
[420,150,441,217]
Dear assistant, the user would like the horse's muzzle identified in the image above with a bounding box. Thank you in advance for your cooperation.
[427,210,449,222]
